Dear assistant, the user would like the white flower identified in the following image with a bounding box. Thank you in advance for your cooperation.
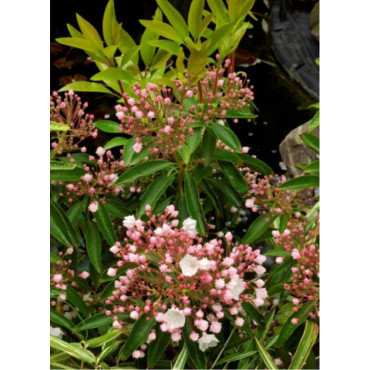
[50,326,63,339]
[255,288,268,300]
[163,308,185,330]
[226,277,245,300]
[179,254,199,277]
[198,258,211,271]
[182,217,197,235]
[88,201,99,213]
[82,173,93,182]
[198,333,219,352]
[123,215,136,229]
[96,146,105,157]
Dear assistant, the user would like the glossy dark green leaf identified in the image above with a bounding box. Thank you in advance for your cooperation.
[94,120,121,133]
[183,318,207,369]
[264,250,291,257]
[219,161,248,192]
[276,301,316,347]
[94,202,117,246]
[301,160,319,174]
[104,197,131,219]
[66,286,89,317]
[238,153,274,175]
[289,321,319,369]
[206,178,243,207]
[50,253,63,264]
[50,309,74,330]
[86,221,102,273]
[123,137,135,166]
[175,191,189,224]
[202,127,217,165]
[138,174,175,216]
[116,160,174,184]
[50,161,76,171]
[119,314,155,361]
[301,133,319,154]
[50,167,85,182]
[279,175,319,191]
[86,330,121,348]
[307,111,319,133]
[213,149,242,163]
[242,302,264,326]
[66,200,85,225]
[184,173,206,235]
[224,107,258,119]
[209,122,241,152]
[147,326,171,367]
[242,213,278,245]
[74,313,113,332]
[50,336,95,364]
[200,180,223,217]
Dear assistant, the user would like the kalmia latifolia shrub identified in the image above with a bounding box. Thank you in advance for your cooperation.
[50,0,319,369]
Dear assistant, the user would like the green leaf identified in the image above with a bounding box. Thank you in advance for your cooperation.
[264,250,291,257]
[50,253,63,264]
[184,173,206,235]
[66,286,89,316]
[59,81,113,94]
[219,161,248,192]
[130,146,150,166]
[216,351,257,366]
[189,0,205,39]
[307,111,319,133]
[55,37,97,53]
[50,122,70,132]
[188,127,203,153]
[86,221,102,273]
[238,153,274,175]
[50,200,79,247]
[139,20,182,43]
[289,321,319,369]
[119,314,155,361]
[175,191,189,224]
[173,344,189,370]
[102,0,118,46]
[213,149,242,163]
[242,302,264,326]
[123,137,135,166]
[50,310,74,331]
[87,330,122,348]
[104,137,128,150]
[98,341,121,364]
[115,160,174,184]
[209,122,241,152]
[156,0,189,39]
[207,23,234,56]
[301,160,319,174]
[76,13,103,48]
[94,202,117,246]
[276,300,316,347]
[177,143,191,164]
[206,178,242,207]
[50,167,85,181]
[183,318,207,369]
[147,326,171,367]
[104,196,131,219]
[207,0,228,23]
[242,213,278,245]
[74,313,113,332]
[50,336,95,364]
[255,337,277,370]
[95,120,121,133]
[138,174,175,217]
[146,39,180,55]
[67,199,86,225]
[50,161,76,171]
[224,107,258,119]
[202,127,217,165]
[200,179,223,218]
[301,133,319,154]
[279,175,319,191]
[91,68,131,82]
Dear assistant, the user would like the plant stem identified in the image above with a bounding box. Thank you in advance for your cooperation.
[210,327,236,370]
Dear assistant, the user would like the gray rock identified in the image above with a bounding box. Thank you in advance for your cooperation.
[279,121,319,178]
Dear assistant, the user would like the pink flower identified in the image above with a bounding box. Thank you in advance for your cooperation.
[291,248,300,260]
[245,199,254,208]
[235,317,244,327]
[291,318,298,324]
[79,271,89,279]
[190,331,199,341]
[254,265,266,276]
[110,245,119,254]
[292,298,300,305]
[130,311,139,319]
[88,201,99,213]
[275,257,283,264]
[225,232,233,243]
[107,268,117,277]
[96,147,105,157]
[132,350,143,359]
[256,279,265,288]
[186,90,194,98]
[272,230,280,237]
[127,98,136,106]
[253,297,264,307]
[133,142,142,153]
[53,274,63,283]
[171,331,182,342]
[215,279,225,289]
[82,173,93,183]
[210,321,222,333]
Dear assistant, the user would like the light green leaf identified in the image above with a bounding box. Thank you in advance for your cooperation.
[307,111,319,133]
[50,122,70,132]
[55,37,96,53]
[50,336,95,364]
[95,120,121,133]
[146,39,180,55]
[301,133,319,153]
[289,321,319,370]
[86,221,102,273]
[104,137,128,150]
[207,0,229,23]
[209,122,241,152]
[207,23,234,56]
[224,107,258,119]
[102,0,118,46]
[189,0,205,39]
[59,82,113,94]
[279,175,319,191]
[91,68,131,82]
[242,213,278,245]
[255,337,277,370]
[115,160,174,185]
[87,330,122,348]
[76,13,103,48]
[139,20,182,43]
[173,344,189,370]
[138,174,175,217]
[302,160,319,174]
[157,0,189,39]
[74,313,113,332]
[50,161,76,171]
[216,351,257,366]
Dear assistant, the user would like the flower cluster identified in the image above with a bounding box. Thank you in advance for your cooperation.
[50,248,89,304]
[104,205,268,353]
[50,91,98,153]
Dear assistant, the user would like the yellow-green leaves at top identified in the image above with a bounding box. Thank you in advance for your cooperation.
[76,13,103,49]
[207,0,229,24]
[140,20,183,43]
[102,0,118,46]
[188,0,205,40]
[156,0,189,40]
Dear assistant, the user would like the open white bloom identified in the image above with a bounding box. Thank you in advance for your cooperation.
[96,146,106,157]
[198,333,219,352]
[123,215,136,229]
[198,258,211,271]
[163,308,185,330]
[182,217,197,235]
[179,254,199,277]
[227,277,245,300]
[50,326,63,339]
[255,288,268,300]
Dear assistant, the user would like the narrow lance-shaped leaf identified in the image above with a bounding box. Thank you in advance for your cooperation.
[209,121,241,152]
[173,343,189,370]
[66,286,89,317]
[242,213,278,245]
[157,0,189,39]
[59,81,114,94]
[307,111,319,133]
[86,330,121,348]
[202,127,217,165]
[183,318,207,369]
[255,337,277,370]
[94,120,121,133]
[102,0,118,46]
[76,13,103,48]
[50,310,74,331]
[86,221,102,273]
[147,325,172,367]
[219,161,248,192]
[103,137,128,150]
[139,20,182,43]
[301,133,319,154]
[74,313,113,332]
[50,336,95,364]
[94,202,117,246]
[279,175,319,191]
[50,161,76,171]
[238,153,274,175]
[188,0,205,39]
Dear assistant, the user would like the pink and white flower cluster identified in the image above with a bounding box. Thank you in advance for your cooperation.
[104,205,268,353]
